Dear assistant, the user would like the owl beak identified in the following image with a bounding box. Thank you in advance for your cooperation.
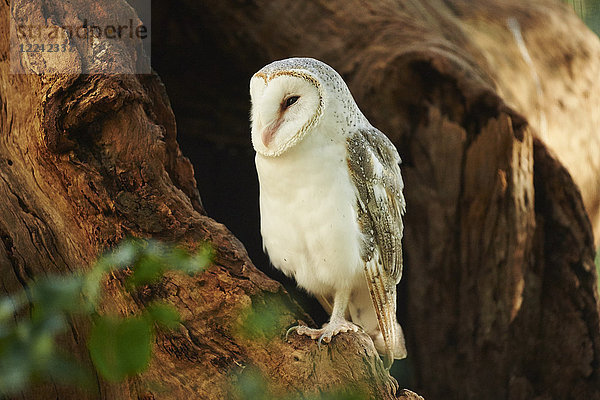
[253,119,271,148]
[262,118,282,148]
[262,128,274,147]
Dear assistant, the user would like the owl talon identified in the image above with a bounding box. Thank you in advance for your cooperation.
[285,325,301,342]
[285,324,322,342]
[317,332,331,349]
[286,319,360,349]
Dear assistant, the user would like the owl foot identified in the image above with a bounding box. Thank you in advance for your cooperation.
[286,318,360,349]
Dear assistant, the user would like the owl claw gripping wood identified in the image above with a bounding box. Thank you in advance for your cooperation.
[250,58,407,368]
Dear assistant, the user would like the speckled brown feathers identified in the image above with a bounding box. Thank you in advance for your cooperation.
[347,127,406,365]
[347,128,405,280]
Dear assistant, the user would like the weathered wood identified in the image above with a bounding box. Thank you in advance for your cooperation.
[2,0,402,399]
[460,2,600,245]
[2,0,600,399]
[154,0,600,399]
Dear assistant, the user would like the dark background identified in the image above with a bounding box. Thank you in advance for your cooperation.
[151,2,329,324]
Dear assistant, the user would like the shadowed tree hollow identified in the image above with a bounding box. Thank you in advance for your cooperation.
[2,0,600,399]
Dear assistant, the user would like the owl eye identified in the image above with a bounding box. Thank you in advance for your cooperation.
[283,96,300,109]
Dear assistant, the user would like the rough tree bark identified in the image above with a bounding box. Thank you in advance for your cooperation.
[2,1,599,400]
[2,1,413,399]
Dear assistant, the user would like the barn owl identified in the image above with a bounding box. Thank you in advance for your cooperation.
[250,58,406,367]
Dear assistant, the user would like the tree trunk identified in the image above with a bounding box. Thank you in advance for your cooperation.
[2,1,599,399]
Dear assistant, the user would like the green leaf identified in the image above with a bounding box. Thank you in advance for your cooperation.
[186,246,213,274]
[0,238,214,394]
[237,294,288,340]
[145,302,180,329]
[30,328,55,361]
[29,275,86,317]
[98,239,141,269]
[88,316,152,382]
[127,255,165,287]
[0,354,29,396]
[144,240,165,258]
[0,294,26,322]
[164,244,213,275]
[165,247,190,267]
[81,266,105,307]
[230,366,270,400]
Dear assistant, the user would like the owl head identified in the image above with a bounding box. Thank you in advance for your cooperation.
[250,58,363,157]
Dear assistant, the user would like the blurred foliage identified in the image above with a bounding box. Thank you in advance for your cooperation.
[236,293,291,341]
[230,365,369,400]
[564,0,600,35]
[230,366,271,400]
[89,315,152,382]
[0,239,212,396]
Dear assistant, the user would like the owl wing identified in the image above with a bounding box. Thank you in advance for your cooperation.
[346,127,406,366]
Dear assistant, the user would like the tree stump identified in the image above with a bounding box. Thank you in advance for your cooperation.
[2,0,599,399]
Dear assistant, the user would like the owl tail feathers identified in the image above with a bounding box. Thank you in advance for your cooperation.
[372,322,407,367]
[391,322,407,359]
